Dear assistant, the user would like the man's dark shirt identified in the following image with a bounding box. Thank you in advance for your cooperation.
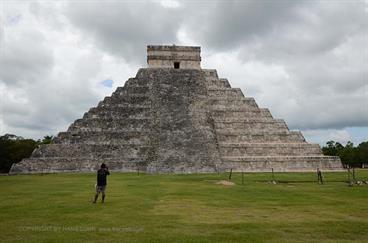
[97,168,110,186]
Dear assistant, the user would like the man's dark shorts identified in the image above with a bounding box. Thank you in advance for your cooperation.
[96,185,106,193]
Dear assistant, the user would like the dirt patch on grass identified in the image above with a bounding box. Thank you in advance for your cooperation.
[216,180,235,186]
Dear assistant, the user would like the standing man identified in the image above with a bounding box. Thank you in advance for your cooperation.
[93,163,110,203]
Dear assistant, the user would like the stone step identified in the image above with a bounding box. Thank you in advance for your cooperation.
[211,108,273,118]
[114,86,150,95]
[206,78,231,88]
[216,129,301,136]
[60,129,151,136]
[83,106,151,119]
[11,157,148,173]
[124,77,150,87]
[67,125,152,132]
[214,119,287,130]
[209,97,258,108]
[219,155,343,172]
[211,105,266,112]
[97,103,150,109]
[68,117,152,132]
[216,131,305,143]
[106,93,150,100]
[208,88,244,97]
[111,85,150,97]
[83,114,152,120]
[202,69,218,78]
[218,143,322,156]
[215,127,289,134]
[54,131,151,145]
[101,94,150,106]
[32,144,151,159]
[213,117,278,123]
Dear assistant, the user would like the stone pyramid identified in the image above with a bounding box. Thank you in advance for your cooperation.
[11,45,342,174]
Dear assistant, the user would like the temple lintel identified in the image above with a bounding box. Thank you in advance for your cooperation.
[147,45,201,69]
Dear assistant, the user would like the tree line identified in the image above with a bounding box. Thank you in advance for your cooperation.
[0,134,53,173]
[321,140,368,168]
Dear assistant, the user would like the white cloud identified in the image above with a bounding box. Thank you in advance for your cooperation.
[0,0,367,145]
[303,128,353,146]
[0,1,137,139]
[158,0,181,9]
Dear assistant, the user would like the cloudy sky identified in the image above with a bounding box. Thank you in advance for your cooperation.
[0,0,367,146]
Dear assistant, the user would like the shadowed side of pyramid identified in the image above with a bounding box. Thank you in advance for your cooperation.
[11,72,153,173]
[10,45,342,174]
[10,68,222,173]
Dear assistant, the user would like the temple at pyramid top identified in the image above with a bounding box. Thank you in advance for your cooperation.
[147,45,201,69]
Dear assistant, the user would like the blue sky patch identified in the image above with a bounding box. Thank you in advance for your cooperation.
[7,14,22,25]
[101,79,113,88]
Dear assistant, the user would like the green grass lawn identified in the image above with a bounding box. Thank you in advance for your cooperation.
[1,171,368,243]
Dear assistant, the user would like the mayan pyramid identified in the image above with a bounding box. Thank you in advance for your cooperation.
[10,45,342,174]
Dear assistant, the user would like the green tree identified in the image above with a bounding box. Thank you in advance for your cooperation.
[338,141,359,167]
[41,135,53,144]
[357,141,368,167]
[322,140,365,168]
[0,135,38,173]
[322,140,344,156]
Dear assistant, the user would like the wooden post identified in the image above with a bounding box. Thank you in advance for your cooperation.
[352,167,356,182]
[242,171,244,185]
[229,168,233,180]
[348,167,353,186]
[272,168,275,183]
[137,167,140,176]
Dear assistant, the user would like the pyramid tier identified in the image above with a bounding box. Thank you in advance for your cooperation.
[220,155,342,172]
[212,109,273,119]
[209,97,258,108]
[212,104,263,110]
[112,85,150,95]
[206,78,231,89]
[83,106,151,119]
[122,77,150,86]
[54,130,151,145]
[213,117,275,122]
[98,103,150,109]
[97,103,150,108]
[203,69,219,78]
[208,88,244,97]
[31,144,151,159]
[219,143,322,157]
[99,93,150,106]
[214,119,288,130]
[68,117,151,132]
[215,126,290,134]
[216,131,305,143]
[100,87,150,104]
[10,157,148,174]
